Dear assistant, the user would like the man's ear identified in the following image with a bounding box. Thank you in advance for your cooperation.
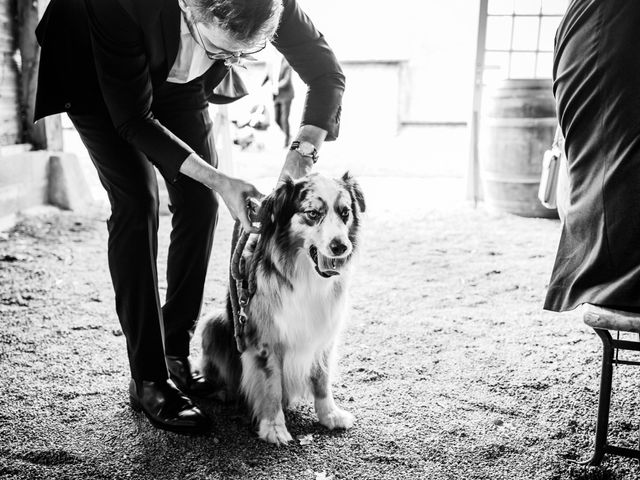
[258,177,296,231]
[342,171,366,213]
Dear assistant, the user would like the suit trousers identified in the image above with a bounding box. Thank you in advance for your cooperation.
[69,77,218,381]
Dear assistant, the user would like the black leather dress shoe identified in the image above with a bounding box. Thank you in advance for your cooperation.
[166,355,218,397]
[129,378,211,434]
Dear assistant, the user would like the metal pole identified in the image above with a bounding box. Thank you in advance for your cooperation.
[583,329,614,466]
[466,0,489,205]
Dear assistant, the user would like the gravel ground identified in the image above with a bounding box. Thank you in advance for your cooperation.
[2,175,640,480]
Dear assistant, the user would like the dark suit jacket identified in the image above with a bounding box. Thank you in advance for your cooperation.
[34,0,345,181]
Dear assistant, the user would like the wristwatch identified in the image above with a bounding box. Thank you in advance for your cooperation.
[290,140,319,163]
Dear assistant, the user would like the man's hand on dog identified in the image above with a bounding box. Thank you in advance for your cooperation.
[218,176,263,233]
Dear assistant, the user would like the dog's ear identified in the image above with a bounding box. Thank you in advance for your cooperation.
[341,171,366,213]
[258,177,297,231]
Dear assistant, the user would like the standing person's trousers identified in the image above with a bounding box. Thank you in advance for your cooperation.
[69,77,218,381]
[274,99,292,145]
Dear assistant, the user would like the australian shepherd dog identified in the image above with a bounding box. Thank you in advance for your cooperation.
[199,172,365,444]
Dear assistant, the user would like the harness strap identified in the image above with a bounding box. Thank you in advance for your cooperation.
[229,203,260,353]
[229,222,249,352]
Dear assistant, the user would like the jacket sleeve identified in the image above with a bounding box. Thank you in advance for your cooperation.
[84,0,192,182]
[272,0,345,141]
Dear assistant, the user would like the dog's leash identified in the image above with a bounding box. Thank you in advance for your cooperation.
[229,199,260,353]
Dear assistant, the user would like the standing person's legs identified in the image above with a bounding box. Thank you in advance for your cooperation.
[70,100,211,433]
[152,80,219,393]
[274,100,283,132]
[280,100,292,146]
[69,108,167,383]
[274,100,291,146]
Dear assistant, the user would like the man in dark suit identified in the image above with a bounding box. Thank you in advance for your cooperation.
[35,0,344,434]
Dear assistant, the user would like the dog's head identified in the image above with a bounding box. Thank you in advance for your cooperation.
[258,172,365,278]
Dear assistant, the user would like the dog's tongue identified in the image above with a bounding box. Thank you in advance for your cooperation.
[315,252,341,276]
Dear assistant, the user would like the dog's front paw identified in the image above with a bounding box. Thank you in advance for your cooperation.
[318,408,355,430]
[257,417,293,445]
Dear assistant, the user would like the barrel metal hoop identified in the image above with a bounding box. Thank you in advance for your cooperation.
[484,117,558,128]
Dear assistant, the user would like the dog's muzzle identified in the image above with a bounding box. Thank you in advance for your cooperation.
[309,246,347,278]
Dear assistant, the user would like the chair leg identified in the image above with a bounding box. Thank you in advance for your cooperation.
[582,328,614,466]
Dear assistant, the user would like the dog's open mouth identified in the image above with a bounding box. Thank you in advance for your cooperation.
[309,246,345,278]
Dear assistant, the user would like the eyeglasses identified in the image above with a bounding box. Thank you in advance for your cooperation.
[178,0,267,63]
[189,16,267,61]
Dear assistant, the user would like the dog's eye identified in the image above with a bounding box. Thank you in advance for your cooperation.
[306,210,320,220]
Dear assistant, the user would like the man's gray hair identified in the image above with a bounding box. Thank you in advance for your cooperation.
[190,0,284,43]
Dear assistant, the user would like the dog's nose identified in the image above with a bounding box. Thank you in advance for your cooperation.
[329,239,348,256]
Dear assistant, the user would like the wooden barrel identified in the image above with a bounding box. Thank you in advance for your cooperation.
[479,78,558,218]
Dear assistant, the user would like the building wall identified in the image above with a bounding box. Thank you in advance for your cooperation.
[230,2,479,142]
[297,0,479,125]
[0,0,22,145]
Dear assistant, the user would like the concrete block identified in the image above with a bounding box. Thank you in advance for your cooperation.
[0,150,50,219]
[48,152,93,211]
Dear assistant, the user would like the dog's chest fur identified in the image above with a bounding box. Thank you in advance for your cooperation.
[251,259,350,400]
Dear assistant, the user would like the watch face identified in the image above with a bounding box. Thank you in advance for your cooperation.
[298,141,315,156]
